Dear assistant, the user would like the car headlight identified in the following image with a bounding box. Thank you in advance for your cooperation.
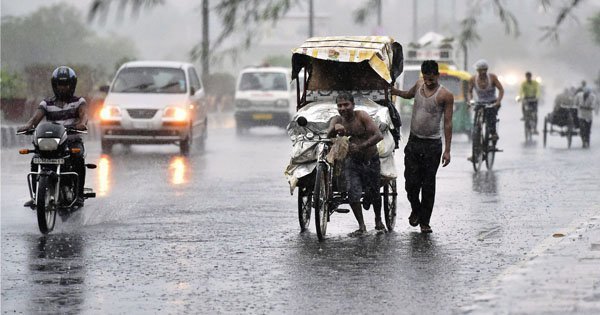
[275,99,289,107]
[38,138,60,151]
[100,105,122,120]
[163,106,188,121]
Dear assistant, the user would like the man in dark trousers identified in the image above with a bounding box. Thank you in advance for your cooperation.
[391,60,454,233]
[327,92,384,235]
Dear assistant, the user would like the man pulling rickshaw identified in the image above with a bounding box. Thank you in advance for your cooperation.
[285,36,403,240]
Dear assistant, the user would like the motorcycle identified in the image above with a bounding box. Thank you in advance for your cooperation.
[17,122,96,234]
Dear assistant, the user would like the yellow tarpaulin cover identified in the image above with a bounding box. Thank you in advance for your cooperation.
[292,36,396,83]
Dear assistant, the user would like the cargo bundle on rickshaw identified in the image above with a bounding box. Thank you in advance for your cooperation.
[284,36,404,239]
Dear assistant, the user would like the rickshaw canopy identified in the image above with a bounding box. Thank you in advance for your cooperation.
[292,36,404,86]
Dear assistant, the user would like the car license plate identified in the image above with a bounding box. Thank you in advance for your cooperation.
[133,121,152,129]
[252,113,273,120]
[33,158,64,164]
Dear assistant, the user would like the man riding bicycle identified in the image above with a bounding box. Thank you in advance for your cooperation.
[518,71,541,134]
[467,59,504,141]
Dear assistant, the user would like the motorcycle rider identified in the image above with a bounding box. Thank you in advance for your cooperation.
[18,66,88,208]
[518,71,541,134]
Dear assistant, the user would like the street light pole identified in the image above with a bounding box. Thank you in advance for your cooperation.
[201,0,209,78]
[309,0,314,37]
[412,0,418,41]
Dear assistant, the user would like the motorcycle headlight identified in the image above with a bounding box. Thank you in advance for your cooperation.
[305,132,314,140]
[38,138,60,151]
[163,106,188,121]
[275,99,289,107]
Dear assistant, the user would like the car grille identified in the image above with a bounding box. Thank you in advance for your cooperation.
[127,109,157,119]
[251,101,276,107]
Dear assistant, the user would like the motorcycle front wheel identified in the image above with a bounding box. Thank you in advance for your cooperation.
[36,176,57,234]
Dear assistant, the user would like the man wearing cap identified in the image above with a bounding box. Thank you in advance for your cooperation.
[467,59,504,141]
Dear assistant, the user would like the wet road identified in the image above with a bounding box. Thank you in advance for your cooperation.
[2,107,599,314]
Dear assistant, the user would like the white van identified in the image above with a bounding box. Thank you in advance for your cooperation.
[233,66,296,134]
[394,64,421,114]
[99,61,207,155]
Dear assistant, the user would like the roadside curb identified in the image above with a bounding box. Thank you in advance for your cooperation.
[461,209,600,314]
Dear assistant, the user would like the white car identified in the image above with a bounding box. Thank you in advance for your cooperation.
[234,66,297,134]
[99,61,207,155]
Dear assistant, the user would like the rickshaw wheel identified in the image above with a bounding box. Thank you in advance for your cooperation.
[313,163,329,241]
[297,186,312,232]
[566,115,574,149]
[543,117,548,148]
[383,179,397,231]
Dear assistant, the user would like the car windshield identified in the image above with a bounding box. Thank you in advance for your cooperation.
[112,67,187,94]
[239,72,287,91]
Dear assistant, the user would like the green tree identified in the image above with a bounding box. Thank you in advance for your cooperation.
[0,70,26,99]
[1,4,137,77]
[590,11,600,46]
[89,0,297,75]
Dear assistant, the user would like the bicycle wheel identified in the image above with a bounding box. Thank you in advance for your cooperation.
[383,179,397,231]
[485,125,496,170]
[524,116,532,142]
[313,163,329,241]
[297,186,311,232]
[36,176,57,234]
[471,111,484,172]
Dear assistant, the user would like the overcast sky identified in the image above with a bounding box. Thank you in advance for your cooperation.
[2,0,599,93]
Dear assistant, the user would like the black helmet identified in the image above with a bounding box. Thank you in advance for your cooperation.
[51,66,77,101]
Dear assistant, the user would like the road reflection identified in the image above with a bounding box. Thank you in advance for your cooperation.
[472,171,498,194]
[28,233,86,313]
[168,156,188,185]
[96,154,111,197]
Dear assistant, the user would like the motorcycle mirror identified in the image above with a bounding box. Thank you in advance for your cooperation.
[296,116,308,127]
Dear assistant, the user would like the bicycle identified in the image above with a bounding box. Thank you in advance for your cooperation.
[522,98,538,143]
[295,116,397,241]
[470,101,502,172]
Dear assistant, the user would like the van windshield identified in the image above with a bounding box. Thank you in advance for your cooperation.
[239,72,287,91]
[402,70,420,89]
[112,67,187,94]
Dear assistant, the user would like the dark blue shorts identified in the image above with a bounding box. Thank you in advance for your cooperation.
[344,155,381,203]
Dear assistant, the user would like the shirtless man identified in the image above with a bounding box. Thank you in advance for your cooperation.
[327,92,384,235]
[391,60,454,233]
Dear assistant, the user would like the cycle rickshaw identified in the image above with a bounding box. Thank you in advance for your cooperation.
[284,36,403,241]
[543,104,579,148]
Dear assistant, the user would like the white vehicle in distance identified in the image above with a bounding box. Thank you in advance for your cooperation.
[234,66,297,134]
[99,61,207,155]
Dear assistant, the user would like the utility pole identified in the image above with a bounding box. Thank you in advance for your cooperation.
[201,0,209,78]
[377,0,382,28]
[412,0,418,41]
[309,0,314,37]
[433,0,439,32]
